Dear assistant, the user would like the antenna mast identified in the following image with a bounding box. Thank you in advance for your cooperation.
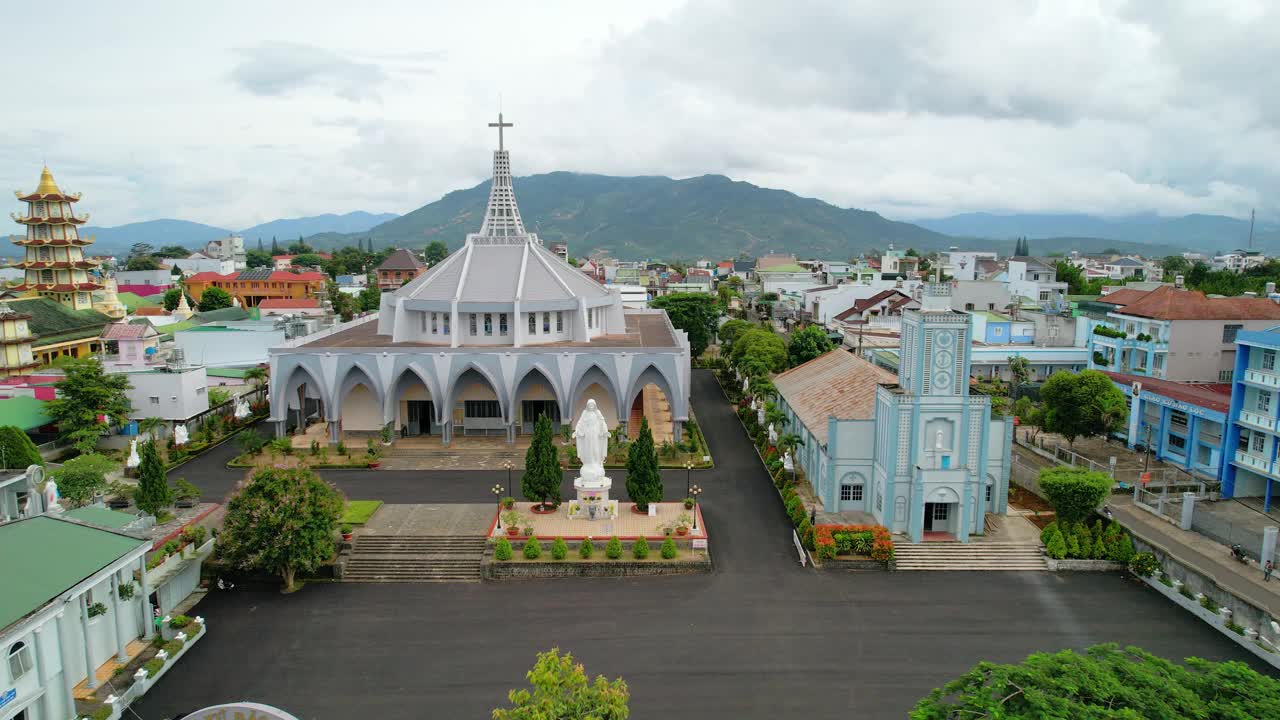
[1248,208,1256,250]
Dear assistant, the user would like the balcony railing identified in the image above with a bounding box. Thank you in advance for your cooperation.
[1238,410,1277,433]
[1234,449,1273,474]
[1244,367,1280,389]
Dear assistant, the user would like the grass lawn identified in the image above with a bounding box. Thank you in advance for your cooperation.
[341,500,383,525]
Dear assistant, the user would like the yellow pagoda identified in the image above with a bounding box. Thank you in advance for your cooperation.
[10,166,103,310]
[0,302,38,376]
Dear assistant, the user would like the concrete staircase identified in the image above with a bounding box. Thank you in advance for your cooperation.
[894,541,1048,571]
[343,535,487,582]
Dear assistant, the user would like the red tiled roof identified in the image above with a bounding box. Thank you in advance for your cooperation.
[832,290,909,321]
[774,350,897,443]
[1116,285,1280,320]
[101,322,155,339]
[134,307,168,316]
[259,298,321,309]
[377,248,426,271]
[1101,370,1232,414]
[1095,288,1153,307]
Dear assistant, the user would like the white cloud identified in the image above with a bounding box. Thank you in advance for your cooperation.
[0,0,1276,230]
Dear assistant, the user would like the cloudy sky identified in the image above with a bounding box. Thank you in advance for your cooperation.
[3,0,1277,229]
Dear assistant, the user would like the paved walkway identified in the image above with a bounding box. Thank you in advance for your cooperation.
[360,504,494,537]
[491,501,707,540]
[1111,502,1280,618]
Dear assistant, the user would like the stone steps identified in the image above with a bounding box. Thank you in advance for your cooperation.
[894,541,1047,571]
[345,535,486,582]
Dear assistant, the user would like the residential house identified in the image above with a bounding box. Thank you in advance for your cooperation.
[942,251,999,282]
[165,253,235,276]
[1087,285,1280,382]
[1224,327,1280,508]
[1103,257,1157,281]
[204,234,246,270]
[272,253,332,271]
[880,248,920,278]
[184,269,326,308]
[1213,250,1266,273]
[374,248,427,291]
[1105,371,1230,482]
[1005,257,1068,313]
[257,298,325,318]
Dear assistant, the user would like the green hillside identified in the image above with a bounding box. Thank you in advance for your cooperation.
[305,172,953,260]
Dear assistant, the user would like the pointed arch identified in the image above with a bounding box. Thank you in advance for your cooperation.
[447,363,508,434]
[389,362,444,429]
[624,362,679,419]
[274,361,325,416]
[569,363,622,430]
[512,364,565,434]
[332,363,384,430]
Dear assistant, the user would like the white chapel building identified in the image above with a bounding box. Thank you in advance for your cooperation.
[267,116,691,445]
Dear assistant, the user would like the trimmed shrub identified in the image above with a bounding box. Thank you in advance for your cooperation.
[1038,466,1112,526]
[143,657,164,676]
[0,426,44,469]
[1045,529,1067,559]
[1073,524,1093,560]
[1107,531,1136,564]
[494,537,513,561]
[1200,595,1219,613]
[523,537,542,559]
[1065,531,1080,559]
[632,538,650,559]
[550,537,568,561]
[1129,552,1159,577]
[1039,521,1059,546]
[168,614,192,629]
[605,536,623,559]
[660,537,677,559]
[579,538,594,559]
[162,639,184,655]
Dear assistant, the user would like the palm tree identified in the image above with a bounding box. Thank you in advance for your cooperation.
[749,377,776,402]
[1007,356,1031,401]
[244,367,268,389]
[776,432,804,455]
[138,416,166,442]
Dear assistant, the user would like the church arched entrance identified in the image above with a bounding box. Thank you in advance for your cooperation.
[625,366,676,444]
[280,365,324,434]
[514,367,561,435]
[335,366,382,436]
[454,367,505,437]
[392,369,436,438]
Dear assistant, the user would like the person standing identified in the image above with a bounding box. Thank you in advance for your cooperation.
[1266,560,1274,582]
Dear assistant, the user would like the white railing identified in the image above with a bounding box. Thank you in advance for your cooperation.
[792,529,808,567]
[273,313,378,350]
[1239,411,1276,432]
[1245,368,1280,389]
[1234,449,1272,474]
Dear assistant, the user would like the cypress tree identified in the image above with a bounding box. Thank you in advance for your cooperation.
[0,425,44,469]
[625,417,663,511]
[257,237,263,252]
[271,236,280,254]
[133,440,172,516]
[521,415,561,510]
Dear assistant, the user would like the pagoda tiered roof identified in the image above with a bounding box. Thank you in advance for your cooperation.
[7,260,100,270]
[9,235,94,247]
[10,282,105,293]
[11,213,88,225]
[14,167,81,203]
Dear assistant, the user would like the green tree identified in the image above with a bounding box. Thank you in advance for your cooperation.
[1007,355,1031,400]
[493,648,629,720]
[0,426,44,469]
[271,236,280,254]
[786,325,833,367]
[1038,466,1112,527]
[289,252,326,268]
[1161,254,1191,278]
[133,440,172,515]
[138,416,165,441]
[910,644,1280,720]
[730,327,788,376]
[162,287,195,312]
[218,466,344,591]
[287,240,314,255]
[125,255,160,271]
[649,293,718,357]
[46,358,132,453]
[1040,369,1127,446]
[624,417,663,511]
[50,453,116,507]
[424,240,449,266]
[244,366,268,389]
[357,285,382,312]
[198,286,233,312]
[245,248,273,268]
[153,245,191,259]
[716,318,753,349]
[521,415,561,511]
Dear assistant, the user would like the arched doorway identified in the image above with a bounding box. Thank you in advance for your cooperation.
[454,367,505,437]
[335,365,382,435]
[626,365,675,443]
[570,365,620,430]
[515,366,562,435]
[279,364,324,434]
[392,368,436,437]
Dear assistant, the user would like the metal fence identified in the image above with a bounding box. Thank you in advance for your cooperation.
[1189,506,1278,562]
[1017,433,1208,489]
[186,386,267,436]
[1134,486,1187,525]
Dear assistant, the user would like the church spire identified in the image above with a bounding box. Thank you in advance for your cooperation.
[476,113,528,241]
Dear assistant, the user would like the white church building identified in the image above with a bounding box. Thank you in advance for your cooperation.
[267,117,691,445]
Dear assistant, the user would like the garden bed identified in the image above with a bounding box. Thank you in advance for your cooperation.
[816,557,891,571]
[340,500,383,525]
[76,617,208,720]
[483,545,710,579]
[228,451,379,469]
[1046,558,1124,572]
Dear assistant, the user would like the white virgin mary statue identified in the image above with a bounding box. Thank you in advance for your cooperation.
[574,399,610,484]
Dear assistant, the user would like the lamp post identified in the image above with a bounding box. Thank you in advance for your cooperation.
[690,484,703,530]
[685,460,693,497]
[492,484,504,529]
[502,460,514,498]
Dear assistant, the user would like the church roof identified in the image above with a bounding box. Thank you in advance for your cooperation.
[391,117,612,307]
[774,350,897,444]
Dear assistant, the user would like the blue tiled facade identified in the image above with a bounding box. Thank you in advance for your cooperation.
[1224,328,1280,510]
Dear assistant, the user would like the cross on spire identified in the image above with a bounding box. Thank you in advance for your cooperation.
[488,112,513,151]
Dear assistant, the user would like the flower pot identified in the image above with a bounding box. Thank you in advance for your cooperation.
[683,501,694,510]
[676,527,689,536]
[341,532,353,541]
[367,461,381,469]
[506,527,520,537]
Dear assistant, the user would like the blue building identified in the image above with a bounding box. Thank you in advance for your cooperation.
[1224,327,1280,510]
[1103,370,1231,481]
[775,281,1011,543]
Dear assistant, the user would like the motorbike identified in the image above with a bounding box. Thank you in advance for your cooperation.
[1230,544,1248,564]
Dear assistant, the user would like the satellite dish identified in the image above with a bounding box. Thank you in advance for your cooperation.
[178,703,299,720]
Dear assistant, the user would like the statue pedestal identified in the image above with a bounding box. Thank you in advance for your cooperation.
[572,474,612,521]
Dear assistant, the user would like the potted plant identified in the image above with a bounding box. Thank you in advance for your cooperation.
[675,512,692,536]
[340,524,354,541]
[501,510,523,536]
[106,480,133,509]
[173,478,201,508]
[522,525,535,538]
[501,496,515,510]
[380,423,394,446]
[683,496,695,510]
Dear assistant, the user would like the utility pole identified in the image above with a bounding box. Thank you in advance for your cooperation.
[1249,208,1256,250]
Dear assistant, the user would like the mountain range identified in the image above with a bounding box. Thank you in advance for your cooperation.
[916,212,1279,254]
[33,172,1269,261]
[76,211,398,256]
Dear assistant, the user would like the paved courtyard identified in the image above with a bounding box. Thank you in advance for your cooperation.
[142,370,1274,719]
